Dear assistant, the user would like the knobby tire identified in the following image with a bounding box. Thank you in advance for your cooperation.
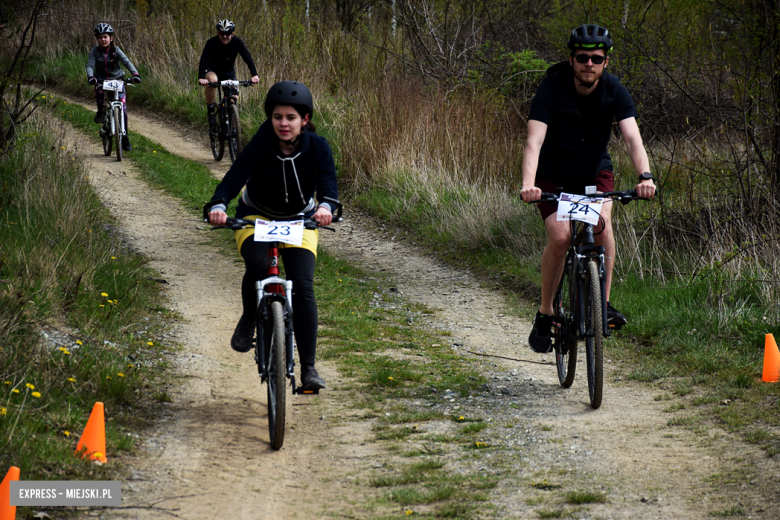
[101,123,112,156]
[267,301,287,450]
[554,252,577,387]
[210,106,225,161]
[585,260,604,409]
[113,106,123,162]
[228,104,241,163]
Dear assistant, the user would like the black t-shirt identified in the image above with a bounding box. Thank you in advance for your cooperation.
[529,61,638,184]
[198,36,259,79]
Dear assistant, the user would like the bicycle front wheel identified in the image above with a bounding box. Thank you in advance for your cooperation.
[585,260,604,409]
[554,251,577,388]
[113,106,123,162]
[210,113,224,161]
[228,104,241,163]
[101,124,112,156]
[267,301,287,450]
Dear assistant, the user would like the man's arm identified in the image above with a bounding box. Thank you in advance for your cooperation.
[234,38,259,78]
[618,117,655,198]
[520,119,548,202]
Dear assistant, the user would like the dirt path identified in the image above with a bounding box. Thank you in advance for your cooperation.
[60,93,776,519]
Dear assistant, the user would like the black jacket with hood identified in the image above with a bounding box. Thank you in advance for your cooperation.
[210,120,338,220]
[529,61,638,185]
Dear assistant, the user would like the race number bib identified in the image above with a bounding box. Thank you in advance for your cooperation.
[221,80,239,87]
[102,80,123,91]
[253,220,304,246]
[556,193,604,225]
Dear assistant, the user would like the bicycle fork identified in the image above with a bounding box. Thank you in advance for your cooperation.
[254,277,294,380]
[574,245,609,338]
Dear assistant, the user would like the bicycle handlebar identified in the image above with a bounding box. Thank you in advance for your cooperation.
[202,197,344,232]
[530,189,656,205]
[204,80,254,88]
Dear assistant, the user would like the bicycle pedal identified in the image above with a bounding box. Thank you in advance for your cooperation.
[293,386,320,395]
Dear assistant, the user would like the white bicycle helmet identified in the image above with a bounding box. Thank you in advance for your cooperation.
[216,20,235,33]
[93,23,114,37]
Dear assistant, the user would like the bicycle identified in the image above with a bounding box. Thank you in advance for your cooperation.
[205,80,253,163]
[203,197,343,449]
[99,79,135,162]
[531,188,650,409]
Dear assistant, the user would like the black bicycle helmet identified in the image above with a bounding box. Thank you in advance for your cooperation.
[567,24,613,54]
[216,20,235,33]
[93,23,114,37]
[264,81,314,119]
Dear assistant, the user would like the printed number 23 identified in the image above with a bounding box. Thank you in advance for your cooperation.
[268,225,291,236]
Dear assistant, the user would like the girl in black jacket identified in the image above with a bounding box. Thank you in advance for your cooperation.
[207,81,337,390]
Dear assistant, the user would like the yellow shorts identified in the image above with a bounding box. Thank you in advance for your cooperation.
[235,215,319,257]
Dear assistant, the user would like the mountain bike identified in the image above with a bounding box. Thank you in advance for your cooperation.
[203,197,343,449]
[99,79,134,162]
[205,80,253,163]
[531,188,650,409]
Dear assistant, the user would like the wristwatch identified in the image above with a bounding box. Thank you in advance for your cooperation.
[638,172,653,181]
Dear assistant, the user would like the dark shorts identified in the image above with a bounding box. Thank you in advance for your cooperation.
[535,170,615,220]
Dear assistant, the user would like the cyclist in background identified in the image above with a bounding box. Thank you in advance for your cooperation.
[198,20,260,127]
[86,23,141,151]
[519,24,656,354]
[207,81,337,391]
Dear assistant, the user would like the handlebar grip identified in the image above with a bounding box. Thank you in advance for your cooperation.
[321,196,343,222]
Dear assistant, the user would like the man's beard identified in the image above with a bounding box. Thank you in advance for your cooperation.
[574,68,602,90]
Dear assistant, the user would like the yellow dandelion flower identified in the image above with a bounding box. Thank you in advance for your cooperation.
[63,351,71,355]
[388,376,394,381]
[0,407,6,416]
[127,364,134,369]
[99,305,105,308]
[406,511,413,516]
[106,376,112,380]
[458,416,465,421]
[474,442,486,448]
[117,373,124,378]
[61,146,66,149]
[67,378,76,382]
[147,342,154,346]
[12,389,20,394]
[111,256,116,260]
[59,347,68,353]
[63,431,70,437]
[31,391,41,398]
[25,383,34,390]
[153,151,157,153]
[3,381,11,385]
[76,340,83,345]
[101,292,109,297]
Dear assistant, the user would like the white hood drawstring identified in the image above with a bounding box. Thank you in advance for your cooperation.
[277,152,306,205]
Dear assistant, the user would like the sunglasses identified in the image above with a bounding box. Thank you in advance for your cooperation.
[219,31,233,36]
[574,54,606,64]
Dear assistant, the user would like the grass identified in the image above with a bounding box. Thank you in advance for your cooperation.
[0,116,172,491]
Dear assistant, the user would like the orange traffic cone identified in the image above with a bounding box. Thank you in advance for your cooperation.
[762,333,780,383]
[75,402,107,463]
[0,466,20,520]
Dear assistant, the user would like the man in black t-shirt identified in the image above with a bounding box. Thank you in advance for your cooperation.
[198,19,260,126]
[520,24,656,353]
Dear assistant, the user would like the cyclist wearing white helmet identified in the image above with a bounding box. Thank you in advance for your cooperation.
[86,23,141,151]
[198,20,260,127]
[520,24,656,353]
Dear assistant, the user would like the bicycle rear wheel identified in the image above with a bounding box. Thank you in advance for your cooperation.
[266,301,287,449]
[113,106,123,162]
[228,104,241,163]
[585,260,604,409]
[553,251,577,387]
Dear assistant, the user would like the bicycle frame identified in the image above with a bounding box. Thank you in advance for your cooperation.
[104,82,126,137]
[568,220,610,339]
[254,246,296,383]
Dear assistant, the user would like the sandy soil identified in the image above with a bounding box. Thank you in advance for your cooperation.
[58,93,779,519]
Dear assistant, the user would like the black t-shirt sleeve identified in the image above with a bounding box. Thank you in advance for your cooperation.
[612,83,639,122]
[528,80,556,125]
[198,38,218,79]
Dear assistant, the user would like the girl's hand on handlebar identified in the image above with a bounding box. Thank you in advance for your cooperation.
[635,180,656,199]
[521,185,542,203]
[198,79,209,86]
[312,206,333,227]
[208,209,228,226]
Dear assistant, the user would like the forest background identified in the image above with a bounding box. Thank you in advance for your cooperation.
[2,0,780,485]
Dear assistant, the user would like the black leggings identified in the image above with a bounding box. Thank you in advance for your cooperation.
[240,240,318,367]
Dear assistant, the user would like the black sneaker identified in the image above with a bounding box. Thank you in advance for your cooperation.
[230,315,254,353]
[528,311,553,353]
[207,104,217,126]
[121,136,133,151]
[301,365,326,390]
[607,303,627,329]
[94,108,106,124]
